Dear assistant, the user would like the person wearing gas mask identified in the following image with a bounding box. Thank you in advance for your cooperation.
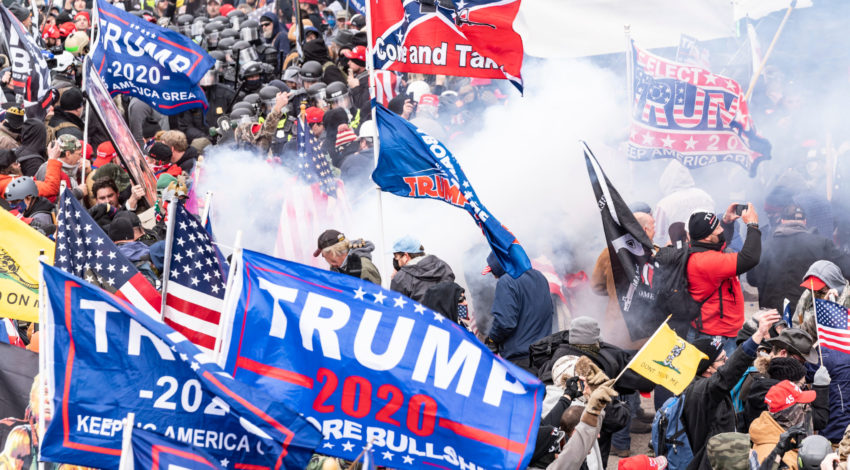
[234,61,265,103]
[685,205,761,357]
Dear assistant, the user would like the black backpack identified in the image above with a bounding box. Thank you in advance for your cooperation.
[652,246,707,334]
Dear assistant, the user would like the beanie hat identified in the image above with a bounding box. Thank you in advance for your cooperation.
[9,4,31,22]
[569,316,601,345]
[767,357,807,382]
[107,217,134,242]
[141,117,161,140]
[0,149,16,169]
[334,124,357,148]
[59,87,84,111]
[693,337,724,376]
[688,211,719,241]
[148,142,172,162]
[2,105,24,132]
[156,173,177,192]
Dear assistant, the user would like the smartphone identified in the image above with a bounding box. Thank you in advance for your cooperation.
[733,203,747,216]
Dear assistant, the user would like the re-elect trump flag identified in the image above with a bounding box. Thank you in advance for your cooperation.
[372,102,531,279]
[120,426,225,470]
[627,323,707,395]
[40,264,322,470]
[218,249,543,470]
[370,0,524,91]
[626,41,771,175]
[91,0,213,115]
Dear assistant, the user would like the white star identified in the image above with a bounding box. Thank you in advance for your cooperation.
[180,353,188,361]
[323,442,334,449]
[353,287,366,300]
[106,277,115,286]
[65,197,72,205]
[195,260,203,270]
[191,362,200,371]
[58,255,67,263]
[402,456,414,464]
[95,237,104,245]
[108,251,116,260]
[84,223,91,231]
[174,253,183,263]
[95,263,102,271]
[414,303,426,314]
[186,248,194,257]
[641,132,654,145]
[176,237,186,247]
[107,264,116,273]
[211,284,220,294]
[342,441,354,452]
[684,136,698,150]
[661,135,676,148]
[95,250,103,258]
[395,31,404,43]
[220,457,229,467]
[432,311,444,323]
[203,273,211,282]
[188,233,197,243]
[704,72,717,84]
[183,265,191,274]
[120,265,129,274]
[179,221,188,230]
[191,277,200,286]
[382,451,394,461]
[393,296,407,308]
[86,274,95,283]
[373,291,386,304]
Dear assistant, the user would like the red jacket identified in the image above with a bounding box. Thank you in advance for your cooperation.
[686,248,745,337]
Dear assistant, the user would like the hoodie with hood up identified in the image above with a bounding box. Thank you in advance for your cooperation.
[652,160,715,246]
[334,238,381,285]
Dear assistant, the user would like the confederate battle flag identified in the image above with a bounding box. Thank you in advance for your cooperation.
[370,0,525,92]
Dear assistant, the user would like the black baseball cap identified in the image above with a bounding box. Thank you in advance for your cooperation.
[313,229,345,257]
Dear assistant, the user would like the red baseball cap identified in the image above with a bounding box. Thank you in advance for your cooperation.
[764,380,816,413]
[800,275,827,291]
[219,4,235,16]
[93,141,117,168]
[342,45,367,63]
[84,142,93,160]
[42,24,60,39]
[58,22,77,38]
[305,107,324,124]
[419,94,439,107]
[619,455,668,470]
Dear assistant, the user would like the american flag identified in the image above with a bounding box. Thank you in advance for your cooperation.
[162,203,225,353]
[371,71,400,107]
[0,318,24,348]
[55,189,162,318]
[815,298,850,355]
[274,119,350,266]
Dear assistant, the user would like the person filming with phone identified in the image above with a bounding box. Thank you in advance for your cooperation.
[749,204,850,313]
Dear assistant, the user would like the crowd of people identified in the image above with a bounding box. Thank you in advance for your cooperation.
[0,0,849,469]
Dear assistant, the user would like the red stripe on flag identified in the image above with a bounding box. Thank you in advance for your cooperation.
[165,293,221,323]
[164,317,217,350]
[235,356,314,389]
[437,418,526,454]
[128,272,162,311]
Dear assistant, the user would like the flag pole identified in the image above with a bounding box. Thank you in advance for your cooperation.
[159,196,179,319]
[214,230,242,364]
[37,249,48,470]
[364,0,390,287]
[624,24,633,116]
[201,190,213,226]
[744,1,795,102]
[810,279,825,365]
[612,315,672,384]
[118,412,135,470]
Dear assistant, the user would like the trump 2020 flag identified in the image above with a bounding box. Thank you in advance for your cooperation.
[39,264,322,470]
[584,142,663,340]
[91,0,213,115]
[626,41,771,175]
[120,426,225,470]
[370,0,524,91]
[372,102,531,279]
[627,322,707,395]
[218,249,544,470]
[0,4,52,111]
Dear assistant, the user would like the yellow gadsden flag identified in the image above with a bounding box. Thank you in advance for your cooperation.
[628,323,708,395]
[0,209,54,322]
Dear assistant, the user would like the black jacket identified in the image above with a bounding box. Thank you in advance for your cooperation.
[741,372,830,432]
[537,340,655,395]
[175,146,199,174]
[682,345,755,470]
[749,222,850,312]
[390,254,455,303]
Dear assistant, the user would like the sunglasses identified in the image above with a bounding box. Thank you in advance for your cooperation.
[310,122,323,127]
[261,22,272,27]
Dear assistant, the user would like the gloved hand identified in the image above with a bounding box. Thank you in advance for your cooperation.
[564,376,584,401]
[586,379,618,416]
[776,425,807,454]
[576,356,609,387]
[814,366,831,386]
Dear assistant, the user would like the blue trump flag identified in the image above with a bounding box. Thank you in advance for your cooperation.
[90,0,213,115]
[371,102,531,278]
[40,264,322,470]
[122,426,225,469]
[218,249,544,470]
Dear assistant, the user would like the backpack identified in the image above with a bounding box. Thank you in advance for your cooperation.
[651,393,694,470]
[652,246,709,334]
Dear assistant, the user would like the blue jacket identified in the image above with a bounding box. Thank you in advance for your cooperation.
[820,347,850,442]
[486,253,553,361]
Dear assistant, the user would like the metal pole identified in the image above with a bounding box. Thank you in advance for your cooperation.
[201,190,213,226]
[37,249,48,470]
[158,196,178,319]
[214,230,241,363]
[744,1,795,102]
[118,413,135,470]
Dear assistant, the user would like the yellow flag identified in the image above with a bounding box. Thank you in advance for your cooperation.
[0,209,54,322]
[628,323,708,395]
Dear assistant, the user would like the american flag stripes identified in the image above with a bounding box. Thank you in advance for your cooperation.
[0,318,24,348]
[55,189,162,318]
[371,70,400,107]
[815,298,850,355]
[162,203,225,353]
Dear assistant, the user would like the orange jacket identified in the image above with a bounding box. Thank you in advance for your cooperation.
[0,159,62,200]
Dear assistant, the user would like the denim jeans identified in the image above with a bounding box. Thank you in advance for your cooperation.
[685,326,738,357]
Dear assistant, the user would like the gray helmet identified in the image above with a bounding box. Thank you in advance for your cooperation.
[797,435,832,470]
[308,81,327,98]
[218,37,237,52]
[350,14,365,29]
[239,19,259,43]
[268,79,290,93]
[232,40,258,64]
[220,28,239,40]
[4,176,38,201]
[176,14,194,34]
[283,66,301,84]
[239,61,264,80]
[243,93,260,105]
[300,61,322,81]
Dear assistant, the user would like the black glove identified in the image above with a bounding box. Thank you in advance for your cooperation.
[564,376,584,401]
[776,425,807,454]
